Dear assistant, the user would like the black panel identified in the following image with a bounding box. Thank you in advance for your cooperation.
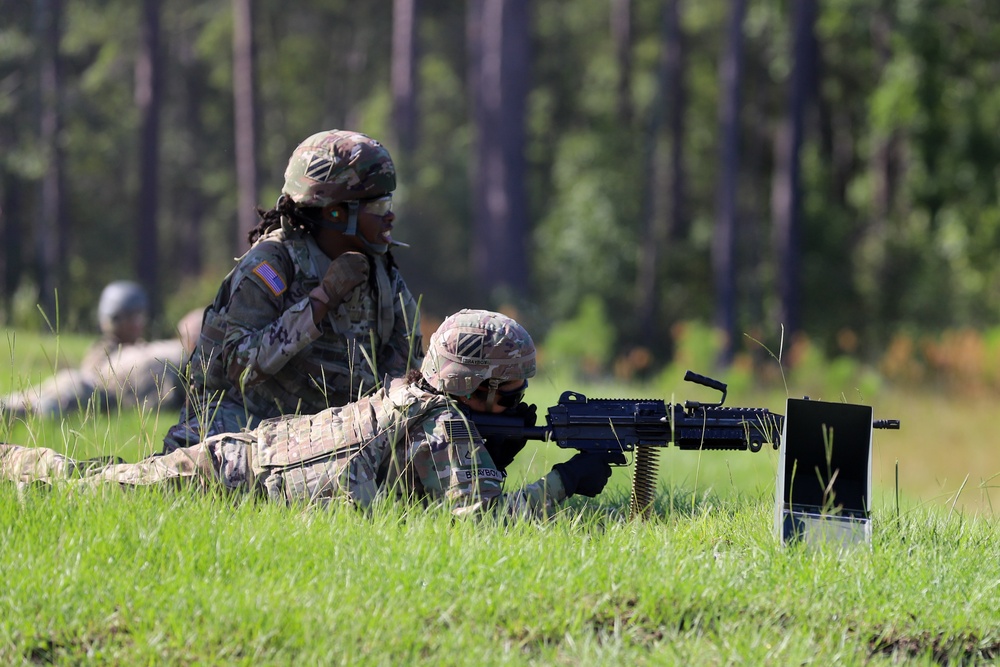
[782,398,872,516]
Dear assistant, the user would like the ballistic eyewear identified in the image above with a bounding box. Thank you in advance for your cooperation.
[477,379,529,410]
[360,195,393,217]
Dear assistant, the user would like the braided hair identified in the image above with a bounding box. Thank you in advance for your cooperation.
[246,198,400,271]
[247,196,317,246]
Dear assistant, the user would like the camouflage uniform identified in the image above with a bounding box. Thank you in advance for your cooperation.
[1,338,186,418]
[0,377,565,518]
[1,282,186,418]
[162,226,419,449]
[162,130,421,452]
[88,339,186,410]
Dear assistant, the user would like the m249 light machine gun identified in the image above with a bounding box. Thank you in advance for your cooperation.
[468,370,785,520]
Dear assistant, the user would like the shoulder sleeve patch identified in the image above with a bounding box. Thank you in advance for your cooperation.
[252,261,288,297]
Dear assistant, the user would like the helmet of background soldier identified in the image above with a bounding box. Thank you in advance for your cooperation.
[421,309,536,396]
[97,281,149,336]
[282,129,396,208]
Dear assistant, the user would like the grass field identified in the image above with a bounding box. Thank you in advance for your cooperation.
[3,331,1000,664]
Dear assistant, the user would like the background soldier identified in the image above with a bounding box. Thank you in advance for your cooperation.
[2,310,621,517]
[163,129,422,453]
[1,281,189,418]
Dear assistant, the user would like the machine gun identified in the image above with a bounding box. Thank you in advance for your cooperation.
[467,370,901,520]
[467,370,784,519]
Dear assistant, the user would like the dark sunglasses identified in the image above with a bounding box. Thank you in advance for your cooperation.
[476,380,528,409]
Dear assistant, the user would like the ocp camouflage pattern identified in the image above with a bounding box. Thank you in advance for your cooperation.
[421,309,536,395]
[282,129,396,207]
[163,224,421,451]
[1,336,186,418]
[0,377,566,518]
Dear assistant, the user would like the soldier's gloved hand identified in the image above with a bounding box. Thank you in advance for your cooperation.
[314,251,370,309]
[483,402,537,472]
[552,451,626,498]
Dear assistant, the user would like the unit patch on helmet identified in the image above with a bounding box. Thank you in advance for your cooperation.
[304,154,337,182]
[456,332,487,364]
[252,261,287,297]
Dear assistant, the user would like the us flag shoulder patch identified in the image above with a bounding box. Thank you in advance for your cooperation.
[252,261,287,297]
[444,419,479,444]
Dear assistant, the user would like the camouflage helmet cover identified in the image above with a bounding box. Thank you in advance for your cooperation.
[282,129,396,207]
[98,280,149,325]
[421,309,536,395]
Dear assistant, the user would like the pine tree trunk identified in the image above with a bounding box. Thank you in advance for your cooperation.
[635,0,685,347]
[713,0,746,366]
[611,0,633,127]
[470,0,530,303]
[392,0,419,157]
[36,0,65,320]
[232,0,259,254]
[772,0,816,340]
[136,0,162,317]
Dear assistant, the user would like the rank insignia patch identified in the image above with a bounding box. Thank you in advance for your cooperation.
[252,261,287,297]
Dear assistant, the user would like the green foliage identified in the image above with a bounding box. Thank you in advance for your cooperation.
[159,270,228,338]
[787,339,883,402]
[660,321,725,381]
[533,131,637,325]
[5,0,1000,376]
[4,282,48,331]
[389,49,475,317]
[539,295,616,381]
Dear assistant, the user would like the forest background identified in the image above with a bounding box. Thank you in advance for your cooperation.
[7,5,1000,662]
[2,0,1000,392]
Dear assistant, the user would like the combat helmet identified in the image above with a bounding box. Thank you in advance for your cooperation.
[282,129,395,207]
[97,280,149,330]
[281,129,396,253]
[421,309,536,396]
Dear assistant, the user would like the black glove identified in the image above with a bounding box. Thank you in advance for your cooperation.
[483,402,537,472]
[552,451,626,498]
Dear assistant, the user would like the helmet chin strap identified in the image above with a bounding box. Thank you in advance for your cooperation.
[484,378,501,412]
[311,201,388,254]
[344,201,359,236]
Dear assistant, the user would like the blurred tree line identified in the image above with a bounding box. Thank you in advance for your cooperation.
[2,0,1000,372]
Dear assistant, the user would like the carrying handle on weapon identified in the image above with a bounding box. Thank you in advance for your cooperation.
[682,370,728,409]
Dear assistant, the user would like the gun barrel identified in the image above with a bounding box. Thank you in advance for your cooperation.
[524,426,550,441]
[873,419,900,430]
